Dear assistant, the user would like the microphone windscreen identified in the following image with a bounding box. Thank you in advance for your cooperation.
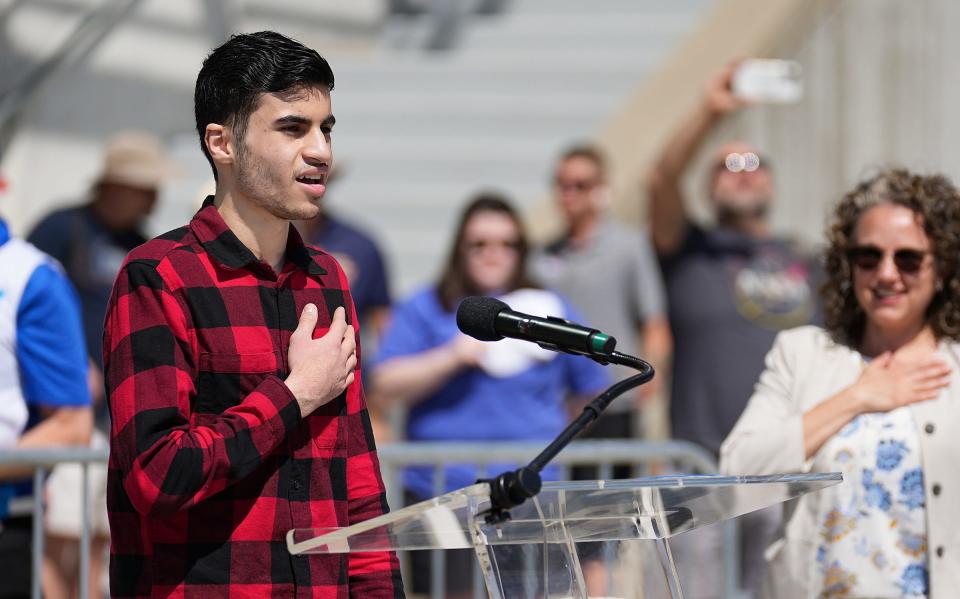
[456,296,508,341]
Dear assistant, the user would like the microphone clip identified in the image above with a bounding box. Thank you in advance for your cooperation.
[478,467,542,525]
[536,340,613,365]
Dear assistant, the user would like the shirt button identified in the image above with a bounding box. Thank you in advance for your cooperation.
[292,480,301,491]
[933,484,942,496]
[936,546,944,558]
[925,423,936,434]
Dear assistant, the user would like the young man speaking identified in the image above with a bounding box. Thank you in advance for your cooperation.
[103,31,404,597]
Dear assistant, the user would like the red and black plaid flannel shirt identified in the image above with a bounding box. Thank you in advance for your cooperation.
[103,198,403,598]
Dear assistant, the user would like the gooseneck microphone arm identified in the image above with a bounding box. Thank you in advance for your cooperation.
[455,295,656,522]
[482,351,655,524]
[529,351,653,472]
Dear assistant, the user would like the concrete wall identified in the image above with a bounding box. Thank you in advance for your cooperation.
[584,0,960,253]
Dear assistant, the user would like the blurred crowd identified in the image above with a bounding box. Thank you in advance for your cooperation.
[3,57,959,599]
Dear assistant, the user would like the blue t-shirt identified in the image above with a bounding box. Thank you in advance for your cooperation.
[375,287,610,498]
[0,218,90,518]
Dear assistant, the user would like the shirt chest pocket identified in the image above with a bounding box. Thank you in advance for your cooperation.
[308,399,341,453]
[195,351,281,417]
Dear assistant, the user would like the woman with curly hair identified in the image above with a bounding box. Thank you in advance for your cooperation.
[721,168,960,598]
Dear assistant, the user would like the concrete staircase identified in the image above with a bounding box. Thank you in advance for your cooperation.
[329,0,713,293]
[0,0,713,295]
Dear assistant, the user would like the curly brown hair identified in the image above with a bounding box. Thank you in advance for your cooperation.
[822,168,960,347]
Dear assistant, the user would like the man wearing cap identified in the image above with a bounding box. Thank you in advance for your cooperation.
[27,130,178,597]
[645,61,819,596]
[29,131,179,376]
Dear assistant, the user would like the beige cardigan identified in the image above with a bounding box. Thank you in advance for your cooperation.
[720,325,960,598]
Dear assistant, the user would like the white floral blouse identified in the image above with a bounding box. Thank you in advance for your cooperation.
[814,402,928,598]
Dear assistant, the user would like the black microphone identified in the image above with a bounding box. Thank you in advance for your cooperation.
[456,296,616,356]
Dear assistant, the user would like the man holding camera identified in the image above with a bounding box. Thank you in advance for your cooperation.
[646,61,819,595]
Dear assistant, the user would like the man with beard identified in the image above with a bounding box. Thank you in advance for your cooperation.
[102,31,402,598]
[646,61,819,597]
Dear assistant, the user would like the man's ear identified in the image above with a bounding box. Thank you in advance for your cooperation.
[205,123,234,168]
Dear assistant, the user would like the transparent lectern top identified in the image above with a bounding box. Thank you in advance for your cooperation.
[287,472,841,555]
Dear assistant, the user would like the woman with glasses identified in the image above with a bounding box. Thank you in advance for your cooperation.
[721,169,960,598]
[371,193,609,597]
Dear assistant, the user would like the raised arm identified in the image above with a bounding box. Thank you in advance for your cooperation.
[646,62,746,255]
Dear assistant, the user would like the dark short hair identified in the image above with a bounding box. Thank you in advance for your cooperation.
[556,144,607,180]
[436,192,540,312]
[194,31,335,179]
[822,168,960,346]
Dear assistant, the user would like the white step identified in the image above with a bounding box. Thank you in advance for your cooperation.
[509,0,711,14]
[4,0,713,298]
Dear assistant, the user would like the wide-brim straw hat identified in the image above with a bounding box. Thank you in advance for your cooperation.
[96,130,180,189]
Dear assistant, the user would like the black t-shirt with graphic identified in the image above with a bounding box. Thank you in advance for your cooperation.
[660,224,821,455]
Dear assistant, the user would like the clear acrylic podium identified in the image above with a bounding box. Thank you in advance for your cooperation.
[288,472,841,598]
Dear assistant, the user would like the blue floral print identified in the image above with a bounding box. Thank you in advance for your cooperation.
[899,563,929,596]
[876,439,908,471]
[862,469,892,511]
[900,468,926,510]
[816,407,928,597]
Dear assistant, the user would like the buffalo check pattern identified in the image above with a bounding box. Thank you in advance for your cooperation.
[103,198,403,598]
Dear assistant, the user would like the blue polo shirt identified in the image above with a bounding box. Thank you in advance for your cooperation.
[0,218,90,518]
[376,287,610,498]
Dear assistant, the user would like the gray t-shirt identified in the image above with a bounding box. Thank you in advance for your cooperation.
[532,218,667,412]
[660,224,820,454]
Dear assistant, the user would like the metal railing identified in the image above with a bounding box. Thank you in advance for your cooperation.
[0,447,107,599]
[0,440,741,599]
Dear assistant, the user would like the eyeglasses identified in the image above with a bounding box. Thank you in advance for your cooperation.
[463,239,522,255]
[846,245,931,274]
[714,152,769,174]
[554,178,599,193]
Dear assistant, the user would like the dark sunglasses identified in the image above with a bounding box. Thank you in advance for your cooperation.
[463,239,522,254]
[846,245,931,274]
[553,178,599,193]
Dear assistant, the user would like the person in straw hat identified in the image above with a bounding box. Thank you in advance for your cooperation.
[27,130,178,599]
